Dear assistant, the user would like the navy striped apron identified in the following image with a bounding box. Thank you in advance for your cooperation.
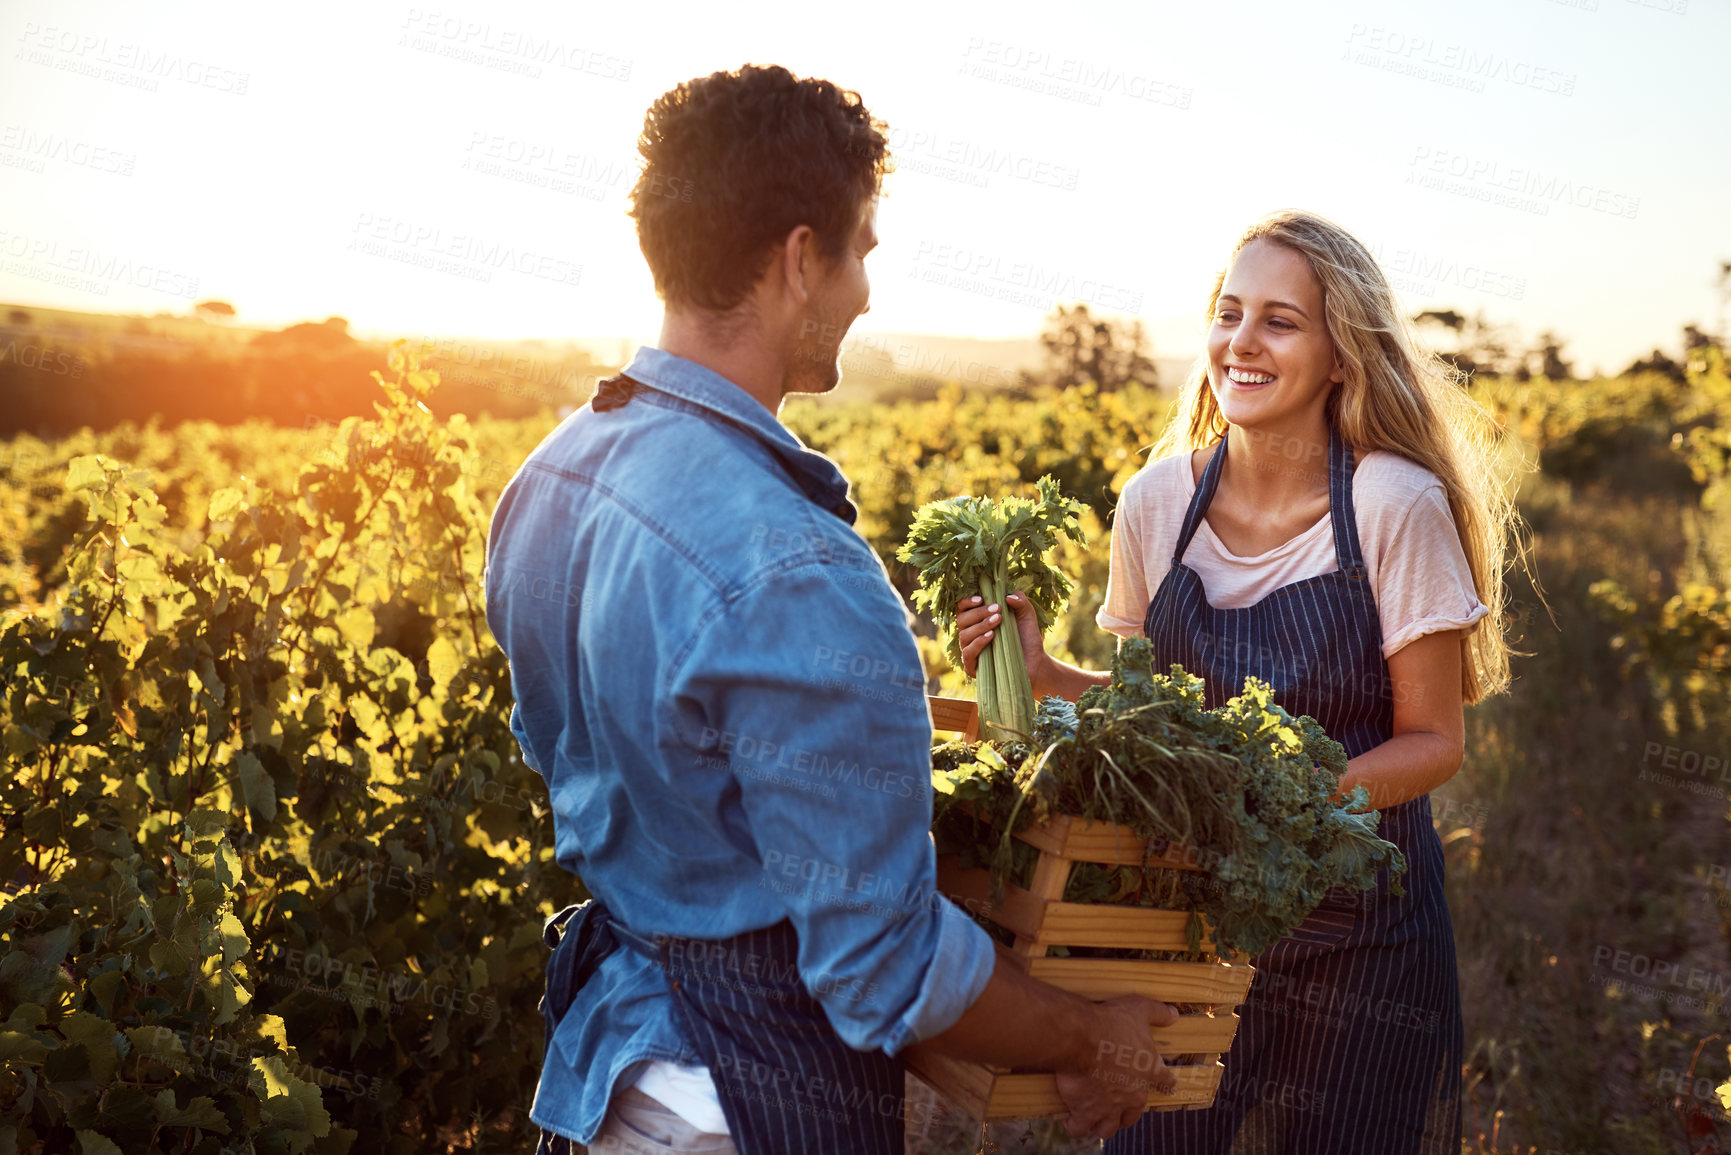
[535,900,905,1155]
[1105,422,1463,1155]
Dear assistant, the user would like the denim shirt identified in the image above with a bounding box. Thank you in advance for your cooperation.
[484,346,997,1144]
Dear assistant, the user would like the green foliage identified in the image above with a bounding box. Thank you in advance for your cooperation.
[785,380,1166,687]
[1591,578,1731,737]
[1026,304,1158,393]
[4,336,1729,1151]
[0,343,570,1153]
[1583,348,1731,737]
[931,639,1405,960]
[898,477,1087,743]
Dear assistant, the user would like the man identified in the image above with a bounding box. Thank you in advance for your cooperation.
[485,64,1176,1155]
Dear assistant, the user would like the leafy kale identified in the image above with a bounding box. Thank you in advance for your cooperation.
[931,637,1407,959]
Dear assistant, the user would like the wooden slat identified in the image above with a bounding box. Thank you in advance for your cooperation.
[935,859,1215,952]
[984,1062,1224,1117]
[1185,1053,1225,1110]
[905,1047,994,1119]
[1039,901,1211,952]
[1014,813,1210,873]
[1016,851,1073,958]
[1026,956,1254,1004]
[928,695,980,742]
[920,1009,1239,1056]
[934,858,1039,937]
[908,1056,1225,1120]
[1150,1013,1240,1053]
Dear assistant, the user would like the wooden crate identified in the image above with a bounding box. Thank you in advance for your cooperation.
[913,696,1255,1120]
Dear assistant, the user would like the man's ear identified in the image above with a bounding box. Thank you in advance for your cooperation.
[777,225,816,305]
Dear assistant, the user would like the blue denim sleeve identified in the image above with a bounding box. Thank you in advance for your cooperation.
[508,702,541,775]
[666,560,997,1056]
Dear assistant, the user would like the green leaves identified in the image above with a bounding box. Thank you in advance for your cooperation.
[899,476,1088,742]
[124,1025,188,1069]
[75,1131,124,1155]
[425,635,463,696]
[152,1089,229,1131]
[65,454,108,491]
[333,605,375,648]
[898,475,1088,662]
[59,1011,124,1081]
[933,638,1406,959]
[236,751,277,823]
[249,1055,332,1149]
[207,486,248,523]
[0,340,548,1152]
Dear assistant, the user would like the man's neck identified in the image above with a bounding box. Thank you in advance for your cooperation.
[657,310,787,418]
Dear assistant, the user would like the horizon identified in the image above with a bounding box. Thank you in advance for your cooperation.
[0,297,1702,387]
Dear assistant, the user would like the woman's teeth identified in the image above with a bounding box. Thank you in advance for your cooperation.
[1227,367,1275,385]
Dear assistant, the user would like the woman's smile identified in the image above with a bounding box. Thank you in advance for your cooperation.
[1225,364,1277,389]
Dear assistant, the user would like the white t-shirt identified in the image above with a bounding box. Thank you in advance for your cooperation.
[632,1060,730,1134]
[1096,447,1489,657]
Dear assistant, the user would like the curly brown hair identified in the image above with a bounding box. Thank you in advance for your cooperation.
[628,64,892,312]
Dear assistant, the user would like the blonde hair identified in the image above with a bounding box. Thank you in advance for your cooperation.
[1149,209,1524,704]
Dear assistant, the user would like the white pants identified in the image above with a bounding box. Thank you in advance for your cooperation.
[587,1086,738,1154]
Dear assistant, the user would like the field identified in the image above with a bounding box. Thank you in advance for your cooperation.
[2,341,1730,1154]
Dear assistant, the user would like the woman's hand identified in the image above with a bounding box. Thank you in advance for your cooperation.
[955,590,1052,696]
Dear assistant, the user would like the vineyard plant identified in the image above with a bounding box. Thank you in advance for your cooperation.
[2,341,1730,1153]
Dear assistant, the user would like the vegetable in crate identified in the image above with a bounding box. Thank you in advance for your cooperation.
[931,638,1407,959]
[897,475,1086,744]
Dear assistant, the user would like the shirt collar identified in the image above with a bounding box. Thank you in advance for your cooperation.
[617,346,858,526]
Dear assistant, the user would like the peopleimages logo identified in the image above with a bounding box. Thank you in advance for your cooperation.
[699,728,920,799]
[15,22,251,94]
[0,230,200,298]
[909,240,1144,313]
[1405,147,1640,220]
[264,945,500,1018]
[1591,944,1730,1008]
[348,213,583,287]
[875,125,1080,191]
[1343,24,1577,96]
[0,125,136,175]
[957,38,1193,110]
[0,340,84,377]
[398,9,631,81]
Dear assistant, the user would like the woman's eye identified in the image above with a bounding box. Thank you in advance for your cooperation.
[1268,318,1294,330]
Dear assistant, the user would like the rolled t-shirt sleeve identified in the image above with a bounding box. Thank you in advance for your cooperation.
[667,560,996,1057]
[1377,486,1490,658]
[1097,473,1153,639]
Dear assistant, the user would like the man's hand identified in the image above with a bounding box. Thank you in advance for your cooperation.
[911,950,1181,1142]
[1054,996,1181,1142]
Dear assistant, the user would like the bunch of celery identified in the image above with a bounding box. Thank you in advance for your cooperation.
[898,475,1086,744]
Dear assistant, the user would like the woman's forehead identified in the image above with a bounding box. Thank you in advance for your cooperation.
[1223,240,1321,304]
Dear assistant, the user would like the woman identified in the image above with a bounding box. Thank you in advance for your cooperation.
[954,209,1520,1153]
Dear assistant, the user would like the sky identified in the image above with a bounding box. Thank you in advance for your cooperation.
[2,0,1727,376]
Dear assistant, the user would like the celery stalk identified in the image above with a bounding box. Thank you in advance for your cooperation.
[897,476,1089,747]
